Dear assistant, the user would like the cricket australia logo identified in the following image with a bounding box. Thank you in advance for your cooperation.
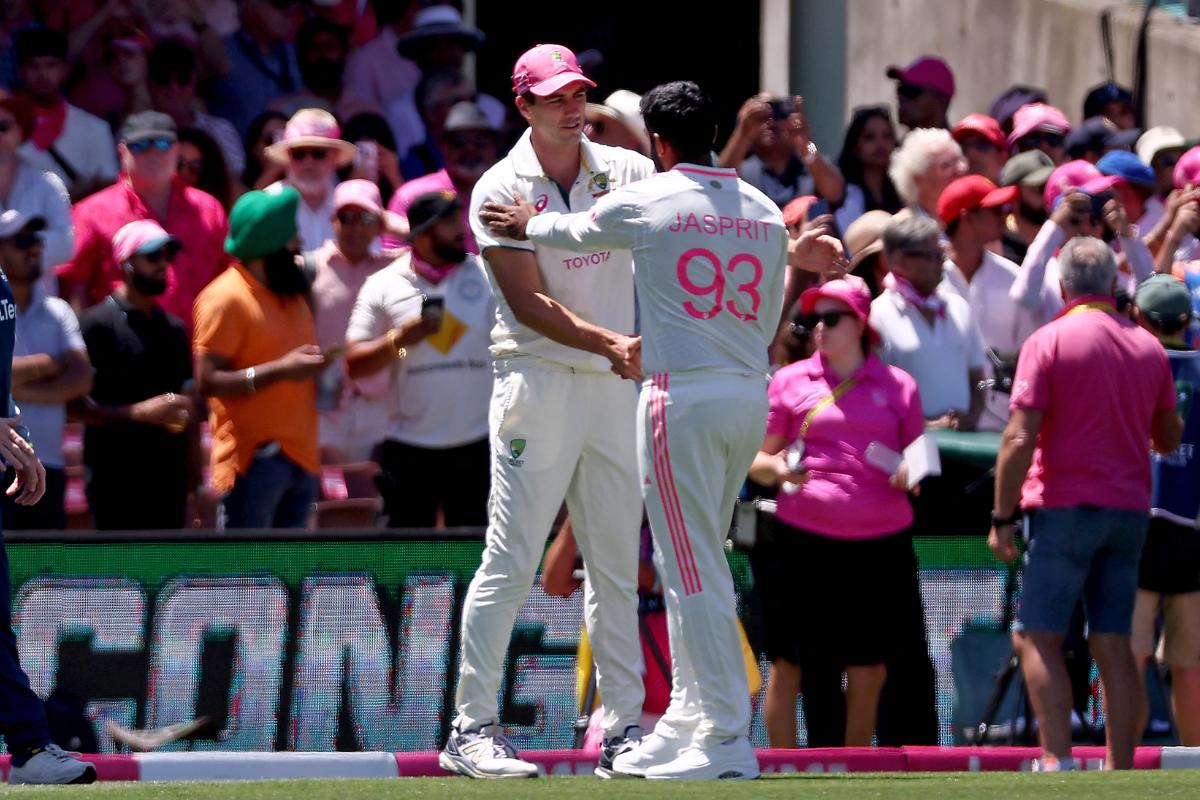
[508,438,526,467]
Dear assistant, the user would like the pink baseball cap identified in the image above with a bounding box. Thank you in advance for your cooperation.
[886,56,955,98]
[799,276,878,342]
[1008,103,1071,147]
[1080,174,1122,196]
[511,44,596,97]
[112,219,179,263]
[1043,159,1102,210]
[1173,145,1200,190]
[333,179,384,216]
[951,113,1005,150]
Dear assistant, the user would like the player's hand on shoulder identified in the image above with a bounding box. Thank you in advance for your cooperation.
[480,193,537,241]
[788,226,849,275]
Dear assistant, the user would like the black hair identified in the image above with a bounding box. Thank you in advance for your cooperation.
[241,109,289,188]
[178,127,232,211]
[297,17,349,57]
[1142,311,1189,337]
[944,217,960,239]
[15,27,67,66]
[639,81,716,164]
[148,39,197,85]
[837,106,903,214]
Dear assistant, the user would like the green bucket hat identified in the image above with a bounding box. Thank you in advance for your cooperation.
[224,187,300,261]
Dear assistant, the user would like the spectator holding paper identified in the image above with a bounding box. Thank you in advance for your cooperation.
[748,275,925,748]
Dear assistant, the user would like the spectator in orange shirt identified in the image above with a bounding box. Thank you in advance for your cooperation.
[193,187,333,529]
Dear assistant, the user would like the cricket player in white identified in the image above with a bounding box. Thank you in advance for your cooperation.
[483,81,847,780]
[439,44,654,779]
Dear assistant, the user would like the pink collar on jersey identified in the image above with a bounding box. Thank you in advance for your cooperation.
[411,253,459,284]
[673,163,739,179]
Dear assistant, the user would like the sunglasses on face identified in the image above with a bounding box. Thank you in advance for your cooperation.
[901,248,944,262]
[289,147,329,162]
[6,232,39,250]
[897,83,927,100]
[128,137,174,154]
[336,210,379,226]
[141,244,180,263]
[797,311,854,330]
[0,118,17,135]
[960,138,999,152]
[151,70,193,87]
[1017,132,1065,149]
[443,133,491,149]
[178,158,203,175]
[1154,154,1180,170]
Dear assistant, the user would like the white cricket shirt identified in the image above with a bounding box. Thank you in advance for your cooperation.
[469,130,654,373]
[524,163,787,376]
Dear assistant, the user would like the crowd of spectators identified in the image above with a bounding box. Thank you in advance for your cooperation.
[0,0,1195,762]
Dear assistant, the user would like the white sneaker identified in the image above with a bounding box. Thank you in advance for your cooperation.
[438,723,539,779]
[612,729,688,777]
[645,736,759,781]
[7,744,97,784]
[595,725,643,778]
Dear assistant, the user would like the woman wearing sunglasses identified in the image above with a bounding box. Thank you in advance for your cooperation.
[748,275,924,749]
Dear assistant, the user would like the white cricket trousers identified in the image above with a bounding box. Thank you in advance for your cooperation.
[639,371,767,747]
[453,363,644,737]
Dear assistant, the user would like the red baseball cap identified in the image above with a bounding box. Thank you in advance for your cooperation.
[511,44,596,97]
[952,113,1005,150]
[937,175,1019,225]
[886,56,955,98]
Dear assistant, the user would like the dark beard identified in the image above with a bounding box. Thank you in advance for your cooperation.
[130,272,167,296]
[1018,200,1048,226]
[263,249,310,296]
[432,242,467,264]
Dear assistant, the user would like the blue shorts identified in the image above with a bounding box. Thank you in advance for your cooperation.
[1016,506,1149,636]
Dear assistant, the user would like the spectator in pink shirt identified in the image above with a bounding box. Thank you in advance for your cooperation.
[56,111,229,335]
[308,179,404,462]
[749,276,924,748]
[989,236,1184,772]
[383,101,499,253]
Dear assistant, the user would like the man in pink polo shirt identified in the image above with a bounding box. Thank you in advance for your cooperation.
[382,101,500,253]
[55,111,229,334]
[989,236,1183,772]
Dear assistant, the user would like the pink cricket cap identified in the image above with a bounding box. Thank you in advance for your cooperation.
[333,179,384,216]
[1043,159,1103,210]
[1079,174,1123,196]
[886,56,955,98]
[1173,145,1200,190]
[800,275,878,342]
[1008,102,1071,147]
[511,44,596,97]
[952,113,1005,150]
[112,219,178,263]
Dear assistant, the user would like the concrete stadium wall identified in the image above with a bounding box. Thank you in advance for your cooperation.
[838,0,1200,132]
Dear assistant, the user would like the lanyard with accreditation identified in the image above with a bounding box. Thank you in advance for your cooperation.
[797,374,860,444]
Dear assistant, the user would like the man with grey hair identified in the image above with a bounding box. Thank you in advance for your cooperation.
[870,215,986,430]
[989,236,1184,772]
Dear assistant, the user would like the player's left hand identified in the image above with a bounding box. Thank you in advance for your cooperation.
[480,194,537,241]
[0,417,44,505]
[788,227,848,275]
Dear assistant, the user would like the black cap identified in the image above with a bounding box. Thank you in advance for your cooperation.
[407,190,460,237]
[14,27,67,65]
[118,111,177,145]
[1083,81,1133,121]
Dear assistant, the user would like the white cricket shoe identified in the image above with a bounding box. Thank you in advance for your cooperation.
[595,725,643,778]
[7,744,97,784]
[438,723,539,779]
[645,736,759,781]
[611,729,689,777]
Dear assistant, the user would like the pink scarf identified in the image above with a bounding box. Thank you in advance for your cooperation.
[411,255,457,285]
[884,273,946,319]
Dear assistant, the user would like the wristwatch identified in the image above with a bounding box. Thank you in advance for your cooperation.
[990,510,1020,528]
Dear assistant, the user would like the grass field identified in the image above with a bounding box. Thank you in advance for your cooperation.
[1,773,1200,799]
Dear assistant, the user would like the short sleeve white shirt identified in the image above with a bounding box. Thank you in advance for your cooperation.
[469,130,655,372]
